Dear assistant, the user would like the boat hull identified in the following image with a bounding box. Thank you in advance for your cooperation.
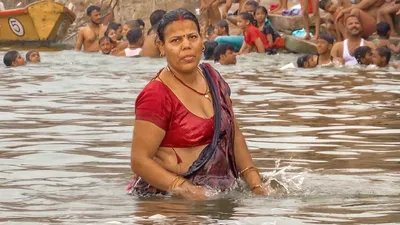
[0,1,76,46]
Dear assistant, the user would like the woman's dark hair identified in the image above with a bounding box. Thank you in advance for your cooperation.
[3,50,19,66]
[204,40,218,60]
[255,6,268,16]
[137,19,145,28]
[376,47,391,64]
[214,43,235,62]
[26,50,39,61]
[157,8,200,43]
[239,12,257,26]
[354,46,372,64]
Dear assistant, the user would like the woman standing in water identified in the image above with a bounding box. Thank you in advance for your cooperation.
[128,8,268,200]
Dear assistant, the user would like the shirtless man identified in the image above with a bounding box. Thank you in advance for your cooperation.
[75,5,107,52]
[331,15,375,66]
[335,0,386,35]
[141,9,166,58]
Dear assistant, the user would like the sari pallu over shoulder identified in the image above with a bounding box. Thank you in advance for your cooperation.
[127,63,238,196]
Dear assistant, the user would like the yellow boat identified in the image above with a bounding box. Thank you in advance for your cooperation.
[0,1,76,47]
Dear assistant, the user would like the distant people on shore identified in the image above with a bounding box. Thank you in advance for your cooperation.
[75,5,107,52]
[3,51,26,67]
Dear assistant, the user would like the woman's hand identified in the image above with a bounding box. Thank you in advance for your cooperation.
[252,185,269,196]
[170,182,207,200]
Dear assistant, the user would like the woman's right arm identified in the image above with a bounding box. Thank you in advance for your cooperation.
[131,120,176,191]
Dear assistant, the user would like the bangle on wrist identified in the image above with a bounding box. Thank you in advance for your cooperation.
[169,176,186,190]
[239,166,259,178]
[251,184,263,191]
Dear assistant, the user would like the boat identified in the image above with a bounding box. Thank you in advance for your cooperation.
[0,1,76,47]
[284,35,317,54]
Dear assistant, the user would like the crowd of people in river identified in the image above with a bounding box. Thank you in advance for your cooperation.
[3,0,400,69]
[2,0,400,199]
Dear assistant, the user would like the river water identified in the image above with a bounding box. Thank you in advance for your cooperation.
[0,50,399,225]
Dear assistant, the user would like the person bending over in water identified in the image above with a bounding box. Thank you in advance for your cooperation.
[237,12,271,54]
[316,34,344,65]
[331,15,375,66]
[354,46,373,65]
[372,47,391,67]
[214,43,237,65]
[3,50,25,67]
[98,36,112,55]
[75,5,107,52]
[26,50,40,63]
[118,28,143,57]
[297,54,318,68]
[142,9,167,57]
[128,8,268,199]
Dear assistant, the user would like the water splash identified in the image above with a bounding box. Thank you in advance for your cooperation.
[262,159,310,196]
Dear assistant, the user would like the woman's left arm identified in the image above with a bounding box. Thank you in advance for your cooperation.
[233,119,269,195]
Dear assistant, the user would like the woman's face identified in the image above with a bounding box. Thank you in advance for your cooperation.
[29,52,40,63]
[237,16,249,30]
[107,29,117,42]
[255,9,266,24]
[159,19,203,74]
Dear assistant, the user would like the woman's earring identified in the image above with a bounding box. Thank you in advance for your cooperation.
[202,46,205,52]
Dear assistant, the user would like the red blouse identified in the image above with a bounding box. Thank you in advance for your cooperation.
[135,80,214,148]
[244,24,271,49]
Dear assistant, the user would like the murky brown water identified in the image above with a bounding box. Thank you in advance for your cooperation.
[0,51,399,225]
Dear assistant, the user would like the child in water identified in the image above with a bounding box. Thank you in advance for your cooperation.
[254,6,285,50]
[237,12,271,54]
[354,46,373,65]
[3,50,26,67]
[118,28,143,57]
[26,50,41,63]
[372,47,391,67]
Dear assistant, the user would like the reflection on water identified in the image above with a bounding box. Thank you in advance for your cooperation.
[0,51,399,224]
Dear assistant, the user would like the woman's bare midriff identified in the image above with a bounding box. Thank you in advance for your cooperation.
[153,145,208,175]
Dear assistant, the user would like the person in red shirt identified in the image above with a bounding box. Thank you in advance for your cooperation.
[237,12,271,54]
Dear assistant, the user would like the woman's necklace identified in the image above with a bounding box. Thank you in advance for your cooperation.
[166,66,211,101]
